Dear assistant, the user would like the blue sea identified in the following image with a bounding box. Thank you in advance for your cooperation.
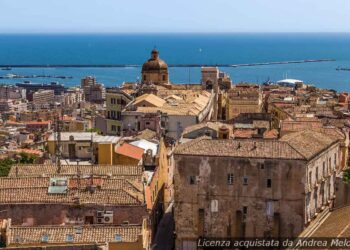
[0,33,350,91]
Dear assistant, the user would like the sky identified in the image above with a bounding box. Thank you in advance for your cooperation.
[0,0,349,33]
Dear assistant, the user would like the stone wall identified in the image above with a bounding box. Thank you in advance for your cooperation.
[0,204,147,226]
[174,155,307,249]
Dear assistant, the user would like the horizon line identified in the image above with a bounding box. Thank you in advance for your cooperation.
[1,31,350,35]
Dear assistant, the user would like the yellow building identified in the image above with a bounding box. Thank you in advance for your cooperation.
[47,132,120,162]
[106,88,132,136]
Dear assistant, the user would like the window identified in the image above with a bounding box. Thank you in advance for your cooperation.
[111,98,116,104]
[243,206,248,214]
[211,200,218,212]
[334,153,337,166]
[243,177,248,186]
[111,125,116,131]
[143,75,146,81]
[267,179,272,188]
[309,172,312,185]
[260,163,265,169]
[65,234,74,242]
[227,173,234,185]
[162,74,166,81]
[189,176,197,185]
[114,234,122,242]
[322,163,325,177]
[316,167,319,181]
[116,111,121,120]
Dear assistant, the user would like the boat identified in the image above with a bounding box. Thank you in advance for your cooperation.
[1,67,12,70]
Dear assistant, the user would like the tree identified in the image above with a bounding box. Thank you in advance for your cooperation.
[343,171,350,184]
[0,158,14,177]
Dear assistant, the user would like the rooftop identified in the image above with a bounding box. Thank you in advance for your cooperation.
[175,130,339,160]
[6,224,142,246]
[8,164,143,178]
[125,90,212,116]
[0,176,144,205]
[48,132,120,143]
[115,143,145,160]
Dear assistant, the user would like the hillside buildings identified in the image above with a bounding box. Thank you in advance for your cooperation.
[81,76,106,104]
[32,89,55,109]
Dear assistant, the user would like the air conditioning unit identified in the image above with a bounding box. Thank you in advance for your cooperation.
[103,214,113,224]
[97,217,104,224]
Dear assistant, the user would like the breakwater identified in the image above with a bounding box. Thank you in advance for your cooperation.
[0,59,336,69]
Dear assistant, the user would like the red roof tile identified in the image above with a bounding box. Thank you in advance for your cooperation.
[115,143,145,160]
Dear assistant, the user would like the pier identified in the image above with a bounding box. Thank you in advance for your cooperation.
[0,59,336,69]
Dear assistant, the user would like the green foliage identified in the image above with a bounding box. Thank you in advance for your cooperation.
[0,153,36,177]
[86,127,102,134]
[343,171,350,184]
[0,158,14,177]
[18,152,36,164]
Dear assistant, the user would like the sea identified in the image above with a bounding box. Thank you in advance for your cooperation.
[0,33,350,91]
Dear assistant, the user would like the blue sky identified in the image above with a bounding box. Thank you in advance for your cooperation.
[0,0,349,33]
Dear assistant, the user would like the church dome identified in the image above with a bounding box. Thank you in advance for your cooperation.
[142,49,168,72]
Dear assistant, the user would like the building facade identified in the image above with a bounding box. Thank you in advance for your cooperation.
[173,131,339,249]
[106,88,133,135]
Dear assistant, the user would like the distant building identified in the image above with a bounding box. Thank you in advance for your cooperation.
[225,84,263,120]
[106,88,133,136]
[0,85,25,100]
[32,89,55,109]
[64,87,83,107]
[173,130,340,248]
[141,49,169,85]
[122,91,214,139]
[0,99,28,113]
[201,67,232,91]
[81,76,106,104]
[16,81,64,101]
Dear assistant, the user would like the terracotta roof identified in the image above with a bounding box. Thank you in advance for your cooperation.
[263,129,279,139]
[10,148,43,156]
[8,164,143,178]
[280,130,339,160]
[133,94,166,108]
[182,121,229,136]
[175,130,339,160]
[7,225,142,246]
[0,176,144,205]
[175,137,304,160]
[25,121,51,125]
[115,143,145,160]
[233,129,256,139]
[0,187,142,205]
[125,90,212,116]
[134,129,157,140]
